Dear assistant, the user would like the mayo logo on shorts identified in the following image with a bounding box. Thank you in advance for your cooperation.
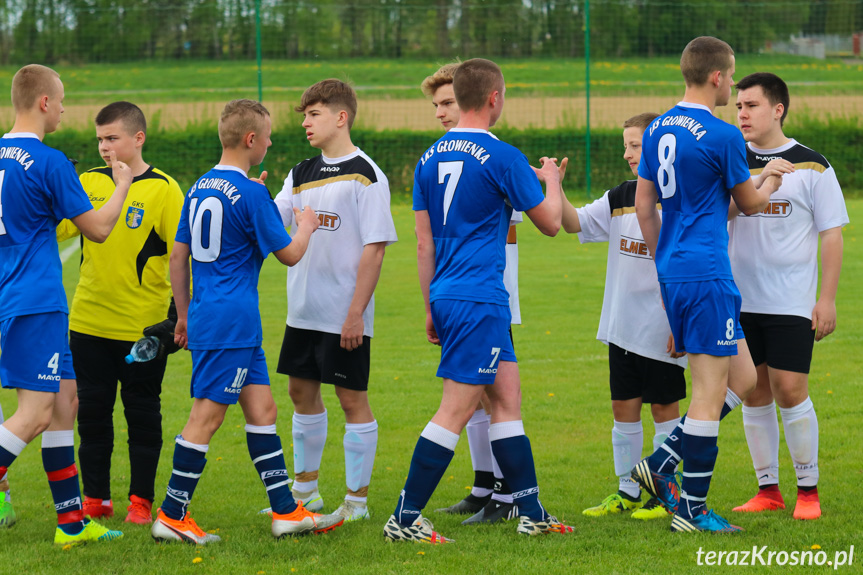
[126,206,144,229]
[55,496,81,512]
[751,199,791,218]
[478,347,501,375]
[223,368,248,395]
[619,235,651,259]
[38,352,61,381]
[317,211,341,231]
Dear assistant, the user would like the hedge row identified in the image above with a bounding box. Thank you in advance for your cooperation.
[46,122,863,200]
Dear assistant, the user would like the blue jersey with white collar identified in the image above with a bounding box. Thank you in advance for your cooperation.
[0,133,93,322]
[176,165,291,350]
[638,103,750,283]
[413,128,544,306]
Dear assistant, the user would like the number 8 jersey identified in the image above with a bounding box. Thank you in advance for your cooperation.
[175,165,291,350]
[412,128,544,306]
[637,103,750,283]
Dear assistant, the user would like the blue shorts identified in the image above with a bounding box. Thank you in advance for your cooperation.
[190,346,270,405]
[431,299,516,385]
[0,312,75,392]
[660,280,744,356]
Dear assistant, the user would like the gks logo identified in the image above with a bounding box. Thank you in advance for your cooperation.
[126,206,144,228]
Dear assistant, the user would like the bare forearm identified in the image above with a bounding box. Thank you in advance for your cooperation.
[818,229,843,302]
[347,243,386,319]
[560,187,581,234]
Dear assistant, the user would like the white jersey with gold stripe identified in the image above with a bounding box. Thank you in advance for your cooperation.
[729,139,849,320]
[274,148,397,338]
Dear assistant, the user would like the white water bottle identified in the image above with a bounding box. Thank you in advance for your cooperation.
[125,336,160,364]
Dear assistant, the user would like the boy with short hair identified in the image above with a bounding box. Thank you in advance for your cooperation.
[633,36,780,533]
[560,112,686,521]
[151,99,343,544]
[729,72,848,520]
[384,58,572,544]
[0,63,132,545]
[420,62,520,522]
[274,79,398,522]
[56,101,184,524]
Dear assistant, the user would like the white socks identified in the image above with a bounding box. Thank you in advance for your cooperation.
[612,420,642,498]
[344,420,378,503]
[292,410,328,492]
[742,402,780,486]
[781,397,819,487]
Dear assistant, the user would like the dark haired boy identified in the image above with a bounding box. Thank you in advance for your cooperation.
[274,79,398,522]
[57,101,184,524]
[729,72,848,521]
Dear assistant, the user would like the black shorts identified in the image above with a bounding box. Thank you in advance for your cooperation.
[276,326,371,391]
[608,343,686,404]
[739,312,815,374]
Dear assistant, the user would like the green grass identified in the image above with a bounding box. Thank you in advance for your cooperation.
[0,199,860,574]
[0,55,860,103]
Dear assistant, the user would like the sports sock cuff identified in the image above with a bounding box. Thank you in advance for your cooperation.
[654,417,681,436]
[779,397,814,420]
[41,430,74,448]
[742,402,776,417]
[420,422,459,451]
[345,420,378,434]
[488,420,525,442]
[293,410,328,425]
[682,418,720,438]
[725,388,743,411]
[613,420,643,435]
[245,423,277,435]
[0,425,27,456]
[467,410,490,426]
[175,435,209,453]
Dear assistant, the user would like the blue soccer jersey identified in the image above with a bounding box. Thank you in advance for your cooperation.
[0,133,93,322]
[638,103,750,283]
[413,128,544,305]
[176,165,291,350]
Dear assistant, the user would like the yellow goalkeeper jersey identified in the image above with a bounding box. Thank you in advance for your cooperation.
[57,165,184,341]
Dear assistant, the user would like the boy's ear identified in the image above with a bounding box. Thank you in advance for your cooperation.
[135,130,146,148]
[38,94,50,113]
[244,131,256,149]
[337,109,349,128]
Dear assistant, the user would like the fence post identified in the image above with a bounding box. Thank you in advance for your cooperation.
[584,0,591,199]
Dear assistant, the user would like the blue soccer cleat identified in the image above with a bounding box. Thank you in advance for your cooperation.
[671,509,743,533]
[631,459,680,514]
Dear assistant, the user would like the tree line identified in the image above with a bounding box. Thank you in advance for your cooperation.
[1,0,860,64]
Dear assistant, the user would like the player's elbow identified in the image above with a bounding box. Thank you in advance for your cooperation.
[82,226,110,244]
[536,220,560,237]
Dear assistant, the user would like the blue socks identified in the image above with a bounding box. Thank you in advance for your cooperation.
[678,418,719,519]
[394,423,457,525]
[489,421,545,521]
[42,431,85,534]
[246,424,296,515]
[161,436,207,521]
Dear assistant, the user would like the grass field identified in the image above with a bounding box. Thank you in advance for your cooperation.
[0,197,859,573]
[0,56,861,131]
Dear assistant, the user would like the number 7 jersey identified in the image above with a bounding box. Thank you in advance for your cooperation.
[413,128,545,306]
[637,103,750,283]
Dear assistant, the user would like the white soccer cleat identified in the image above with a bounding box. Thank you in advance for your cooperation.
[383,514,453,544]
[151,509,221,545]
[333,499,370,522]
[272,502,343,538]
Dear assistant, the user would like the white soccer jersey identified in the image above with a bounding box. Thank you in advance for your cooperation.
[729,139,849,319]
[275,148,398,337]
[576,180,686,367]
[504,211,522,325]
